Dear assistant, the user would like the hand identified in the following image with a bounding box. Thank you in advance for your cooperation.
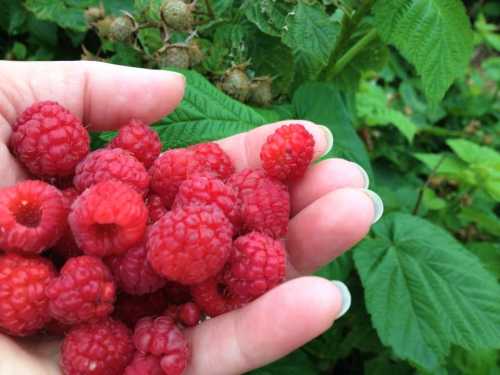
[0,61,383,375]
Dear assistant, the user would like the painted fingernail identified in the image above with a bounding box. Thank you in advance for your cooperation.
[362,189,384,223]
[318,125,334,157]
[350,162,370,189]
[332,281,351,318]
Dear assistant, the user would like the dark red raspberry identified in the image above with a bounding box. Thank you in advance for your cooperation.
[146,193,168,223]
[61,318,134,375]
[133,316,190,375]
[0,180,67,254]
[0,253,56,336]
[164,282,192,305]
[69,180,148,257]
[9,101,90,177]
[178,302,201,327]
[260,124,315,181]
[46,256,116,324]
[189,142,234,180]
[74,148,150,195]
[114,291,169,328]
[147,205,233,285]
[124,353,163,375]
[108,119,162,168]
[190,276,246,317]
[52,187,83,259]
[107,241,166,295]
[173,176,241,228]
[224,232,286,300]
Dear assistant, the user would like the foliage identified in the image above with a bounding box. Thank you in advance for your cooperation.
[1,0,499,374]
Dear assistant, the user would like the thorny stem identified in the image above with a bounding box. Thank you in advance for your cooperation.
[412,154,447,216]
[203,0,215,19]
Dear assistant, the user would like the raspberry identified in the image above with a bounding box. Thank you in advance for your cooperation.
[124,353,163,375]
[107,241,166,295]
[189,142,235,180]
[147,205,233,285]
[173,176,241,228]
[190,276,246,317]
[224,232,286,300]
[108,119,161,168]
[61,318,134,375]
[146,193,168,224]
[226,168,273,196]
[109,15,135,42]
[114,291,169,328]
[69,180,148,257]
[52,187,83,259]
[46,256,116,324]
[0,253,56,336]
[74,148,150,195]
[133,316,190,375]
[161,0,193,31]
[9,101,90,177]
[159,45,191,69]
[0,180,67,254]
[220,67,251,102]
[260,124,315,181]
[178,302,201,327]
[249,76,273,107]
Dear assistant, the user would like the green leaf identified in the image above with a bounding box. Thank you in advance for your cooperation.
[137,28,163,56]
[414,153,470,181]
[354,213,500,371]
[447,139,500,165]
[467,242,500,281]
[364,354,414,375]
[315,252,353,282]
[373,0,473,103]
[422,187,447,211]
[24,0,91,32]
[459,207,500,237]
[134,0,162,22]
[0,0,28,34]
[242,0,290,38]
[248,350,317,375]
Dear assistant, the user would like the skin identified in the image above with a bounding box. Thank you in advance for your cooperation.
[0,61,376,375]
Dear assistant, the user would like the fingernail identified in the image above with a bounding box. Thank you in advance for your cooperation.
[168,71,186,84]
[332,281,351,318]
[318,125,334,157]
[350,162,370,189]
[362,189,384,223]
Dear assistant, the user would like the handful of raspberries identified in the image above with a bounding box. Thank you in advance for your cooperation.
[0,101,315,375]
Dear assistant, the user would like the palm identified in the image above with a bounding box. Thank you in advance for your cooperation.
[0,61,378,375]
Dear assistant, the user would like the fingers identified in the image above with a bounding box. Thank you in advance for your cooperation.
[286,188,383,276]
[185,277,347,375]
[0,61,185,131]
[0,143,27,188]
[216,121,333,171]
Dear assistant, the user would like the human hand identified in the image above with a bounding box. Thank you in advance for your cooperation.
[0,61,383,375]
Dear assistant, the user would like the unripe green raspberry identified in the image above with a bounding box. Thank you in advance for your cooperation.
[109,16,135,42]
[220,67,252,102]
[188,40,204,66]
[159,45,191,69]
[160,0,193,32]
[250,77,273,107]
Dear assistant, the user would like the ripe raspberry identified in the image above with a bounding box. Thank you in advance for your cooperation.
[188,142,235,180]
[124,353,163,375]
[0,253,56,336]
[161,0,193,31]
[147,205,233,285]
[260,124,315,181]
[226,168,274,196]
[224,232,286,300]
[52,187,83,259]
[108,119,161,168]
[190,276,246,317]
[178,302,201,327]
[114,290,169,328]
[146,193,168,223]
[61,318,134,375]
[74,148,150,195]
[9,101,90,177]
[173,176,241,228]
[133,316,190,375]
[46,256,116,324]
[107,241,166,295]
[0,180,67,254]
[69,180,148,257]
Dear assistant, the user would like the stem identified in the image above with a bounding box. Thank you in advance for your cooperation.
[412,154,447,216]
[326,29,377,79]
[203,0,215,19]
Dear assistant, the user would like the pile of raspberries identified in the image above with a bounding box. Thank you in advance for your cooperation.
[0,101,315,375]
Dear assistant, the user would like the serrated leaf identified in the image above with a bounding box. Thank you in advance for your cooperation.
[446,139,500,165]
[243,0,290,37]
[24,0,91,32]
[467,242,500,280]
[373,0,473,103]
[354,213,500,371]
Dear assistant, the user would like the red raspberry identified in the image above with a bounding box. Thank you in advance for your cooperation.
[61,318,134,375]
[9,101,90,177]
[124,353,163,375]
[74,148,150,195]
[227,168,280,197]
[178,302,201,327]
[0,253,56,336]
[190,276,246,317]
[52,187,83,259]
[189,142,234,180]
[0,180,67,254]
[147,205,233,285]
[224,232,286,300]
[133,316,190,375]
[46,256,116,324]
[108,119,162,168]
[114,291,169,328]
[260,124,315,181]
[146,193,168,223]
[173,176,241,228]
[69,180,148,257]
[107,241,166,295]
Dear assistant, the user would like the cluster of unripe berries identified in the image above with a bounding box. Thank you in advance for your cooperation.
[0,100,315,374]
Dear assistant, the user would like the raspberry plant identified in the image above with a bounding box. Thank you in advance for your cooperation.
[1,0,500,374]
